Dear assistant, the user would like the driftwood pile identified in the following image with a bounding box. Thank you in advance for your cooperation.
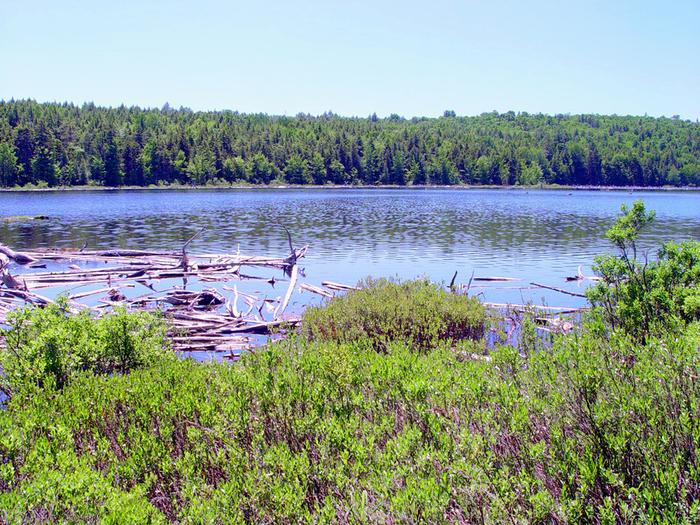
[0,231,348,359]
[1,231,597,356]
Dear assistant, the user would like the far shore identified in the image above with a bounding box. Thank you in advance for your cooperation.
[1,183,699,193]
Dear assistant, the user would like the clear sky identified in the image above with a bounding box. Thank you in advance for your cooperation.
[2,0,698,119]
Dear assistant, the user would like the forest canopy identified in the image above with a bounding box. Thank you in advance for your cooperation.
[0,100,698,188]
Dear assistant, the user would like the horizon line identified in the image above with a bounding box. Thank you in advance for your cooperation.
[2,97,698,123]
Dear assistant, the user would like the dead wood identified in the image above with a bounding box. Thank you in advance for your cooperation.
[529,282,586,298]
[299,283,333,298]
[275,263,298,319]
[0,237,309,349]
[322,281,359,291]
[0,244,37,265]
[226,319,301,335]
[472,276,520,282]
[483,302,587,313]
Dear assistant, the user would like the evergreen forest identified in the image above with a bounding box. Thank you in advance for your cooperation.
[1,100,699,188]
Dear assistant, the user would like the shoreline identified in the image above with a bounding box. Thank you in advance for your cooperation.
[1,183,699,193]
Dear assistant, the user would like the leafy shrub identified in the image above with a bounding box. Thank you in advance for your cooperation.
[1,323,699,522]
[301,278,486,351]
[1,212,699,522]
[0,300,171,396]
[587,200,700,339]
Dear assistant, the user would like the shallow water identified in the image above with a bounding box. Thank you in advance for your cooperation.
[1,187,699,310]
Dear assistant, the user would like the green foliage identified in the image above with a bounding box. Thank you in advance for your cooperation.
[1,100,699,187]
[301,278,486,350]
[0,209,699,521]
[1,318,699,522]
[524,318,700,523]
[186,151,217,185]
[0,142,19,187]
[284,154,311,184]
[0,300,171,396]
[587,201,700,338]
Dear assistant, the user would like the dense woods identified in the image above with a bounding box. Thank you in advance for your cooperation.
[1,100,699,188]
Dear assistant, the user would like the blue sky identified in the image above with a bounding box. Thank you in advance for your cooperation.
[2,0,698,118]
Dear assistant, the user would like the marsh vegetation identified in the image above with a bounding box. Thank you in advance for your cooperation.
[0,203,699,523]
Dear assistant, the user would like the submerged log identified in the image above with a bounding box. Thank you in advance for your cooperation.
[227,319,301,335]
[299,283,333,298]
[472,276,520,282]
[529,282,586,298]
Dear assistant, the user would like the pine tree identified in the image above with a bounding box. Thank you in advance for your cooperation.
[309,153,326,185]
[31,147,57,186]
[104,139,122,186]
[0,143,19,187]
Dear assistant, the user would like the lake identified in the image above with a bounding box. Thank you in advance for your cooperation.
[1,188,699,310]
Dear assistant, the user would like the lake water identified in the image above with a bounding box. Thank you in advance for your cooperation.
[1,188,699,310]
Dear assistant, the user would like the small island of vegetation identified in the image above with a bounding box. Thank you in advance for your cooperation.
[0,203,698,523]
[1,100,699,189]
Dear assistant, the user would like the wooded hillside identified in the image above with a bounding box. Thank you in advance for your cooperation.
[1,100,698,187]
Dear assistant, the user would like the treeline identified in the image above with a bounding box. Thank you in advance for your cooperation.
[0,99,699,188]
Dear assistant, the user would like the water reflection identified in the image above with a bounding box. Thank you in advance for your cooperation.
[1,188,698,308]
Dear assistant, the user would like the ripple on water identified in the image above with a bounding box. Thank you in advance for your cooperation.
[1,188,698,308]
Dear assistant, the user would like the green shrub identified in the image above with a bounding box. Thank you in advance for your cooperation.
[1,323,699,523]
[1,211,699,522]
[587,200,700,339]
[301,278,486,351]
[0,300,171,396]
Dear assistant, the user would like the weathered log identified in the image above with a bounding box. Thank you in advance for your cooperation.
[1,269,27,290]
[0,288,54,306]
[299,283,333,298]
[322,281,359,291]
[529,282,586,298]
[0,244,37,265]
[275,263,298,319]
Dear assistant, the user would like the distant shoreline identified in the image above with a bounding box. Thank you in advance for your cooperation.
[1,184,699,193]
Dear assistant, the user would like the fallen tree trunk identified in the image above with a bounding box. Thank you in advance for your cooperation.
[0,244,37,265]
[529,282,586,298]
[322,281,359,292]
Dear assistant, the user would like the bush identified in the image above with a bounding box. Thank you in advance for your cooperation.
[301,278,486,350]
[587,200,700,339]
[1,213,699,522]
[0,300,171,396]
[1,323,699,522]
